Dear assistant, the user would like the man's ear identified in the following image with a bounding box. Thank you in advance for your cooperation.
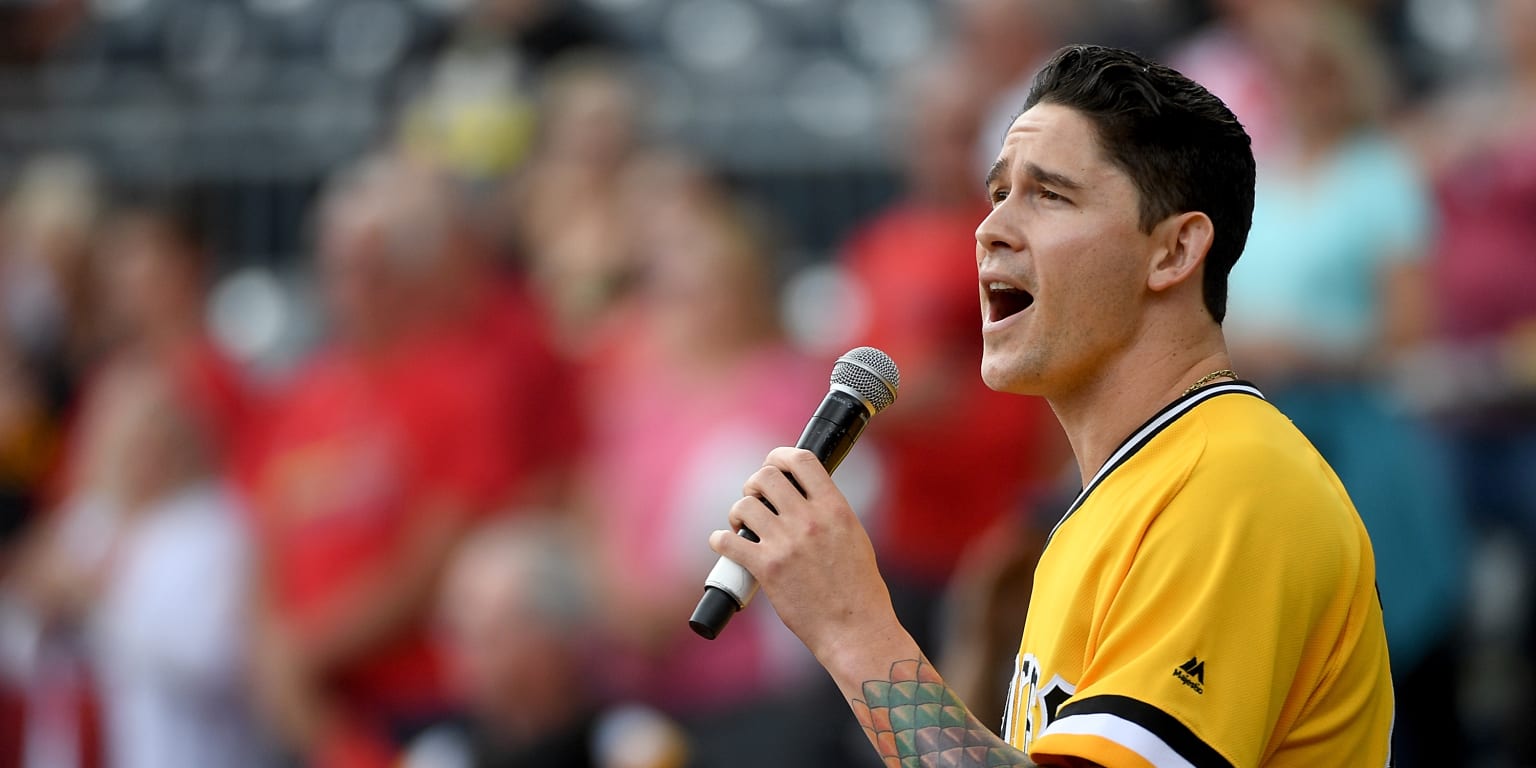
[1147,211,1214,293]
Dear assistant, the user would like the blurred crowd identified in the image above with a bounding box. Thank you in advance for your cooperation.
[0,0,1533,767]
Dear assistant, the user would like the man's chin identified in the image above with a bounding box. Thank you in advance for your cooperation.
[980,358,1044,396]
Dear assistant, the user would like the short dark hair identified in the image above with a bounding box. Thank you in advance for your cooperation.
[1022,44,1255,323]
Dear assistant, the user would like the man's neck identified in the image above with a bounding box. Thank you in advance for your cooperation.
[1049,333,1234,487]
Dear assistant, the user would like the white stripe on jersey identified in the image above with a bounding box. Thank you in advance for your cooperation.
[1042,712,1198,768]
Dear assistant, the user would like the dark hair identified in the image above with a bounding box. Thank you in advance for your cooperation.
[1022,44,1255,323]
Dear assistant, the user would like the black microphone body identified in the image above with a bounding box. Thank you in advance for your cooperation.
[795,388,873,475]
[688,389,874,639]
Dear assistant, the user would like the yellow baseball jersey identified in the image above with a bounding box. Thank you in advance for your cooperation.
[1002,382,1394,768]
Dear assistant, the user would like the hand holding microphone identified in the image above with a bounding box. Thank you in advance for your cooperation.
[689,347,900,640]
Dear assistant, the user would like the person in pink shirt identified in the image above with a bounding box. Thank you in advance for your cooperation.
[580,160,827,713]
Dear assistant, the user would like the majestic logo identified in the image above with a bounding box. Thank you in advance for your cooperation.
[1173,656,1205,694]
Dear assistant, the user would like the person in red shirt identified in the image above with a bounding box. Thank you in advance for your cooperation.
[247,158,539,768]
[395,161,587,513]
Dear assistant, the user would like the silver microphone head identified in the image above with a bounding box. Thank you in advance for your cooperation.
[831,347,900,414]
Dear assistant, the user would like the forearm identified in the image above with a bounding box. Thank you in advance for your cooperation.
[304,501,466,671]
[822,630,1039,767]
[250,594,334,750]
[710,448,1046,767]
[304,557,443,671]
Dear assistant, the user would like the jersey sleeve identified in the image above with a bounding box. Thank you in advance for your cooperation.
[1030,431,1368,768]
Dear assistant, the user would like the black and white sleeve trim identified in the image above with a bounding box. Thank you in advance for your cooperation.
[1043,694,1234,768]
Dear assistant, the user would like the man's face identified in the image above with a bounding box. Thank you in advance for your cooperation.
[976,103,1157,397]
[319,199,403,348]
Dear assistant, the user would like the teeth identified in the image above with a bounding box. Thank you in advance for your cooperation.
[988,281,1016,291]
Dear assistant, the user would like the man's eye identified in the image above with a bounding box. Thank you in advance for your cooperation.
[989,189,1009,206]
[1039,188,1065,202]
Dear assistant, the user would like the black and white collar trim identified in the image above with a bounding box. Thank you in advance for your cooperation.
[1046,381,1264,543]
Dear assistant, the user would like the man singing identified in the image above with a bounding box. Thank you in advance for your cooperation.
[709,45,1394,767]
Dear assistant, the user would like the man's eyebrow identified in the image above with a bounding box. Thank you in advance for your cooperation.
[1023,162,1084,191]
[983,159,1085,193]
[984,158,1008,189]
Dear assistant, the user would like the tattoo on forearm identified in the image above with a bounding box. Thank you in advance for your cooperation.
[851,658,1036,768]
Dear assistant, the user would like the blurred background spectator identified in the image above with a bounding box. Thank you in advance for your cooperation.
[572,159,882,767]
[1169,0,1291,161]
[0,0,1530,766]
[1222,5,1465,766]
[947,0,1072,174]
[242,154,565,767]
[500,56,643,350]
[1,191,256,768]
[1399,0,1536,761]
[405,516,687,768]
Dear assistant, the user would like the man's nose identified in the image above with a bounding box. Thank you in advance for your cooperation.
[975,204,1022,257]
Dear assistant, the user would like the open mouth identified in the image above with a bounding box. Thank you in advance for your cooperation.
[986,281,1034,323]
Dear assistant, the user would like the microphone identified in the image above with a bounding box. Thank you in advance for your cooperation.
[688,346,900,640]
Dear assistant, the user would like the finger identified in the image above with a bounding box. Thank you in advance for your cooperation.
[743,465,805,516]
[727,494,779,536]
[742,449,802,495]
[764,446,835,498]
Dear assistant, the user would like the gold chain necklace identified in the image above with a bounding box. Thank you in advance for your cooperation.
[1182,369,1238,396]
